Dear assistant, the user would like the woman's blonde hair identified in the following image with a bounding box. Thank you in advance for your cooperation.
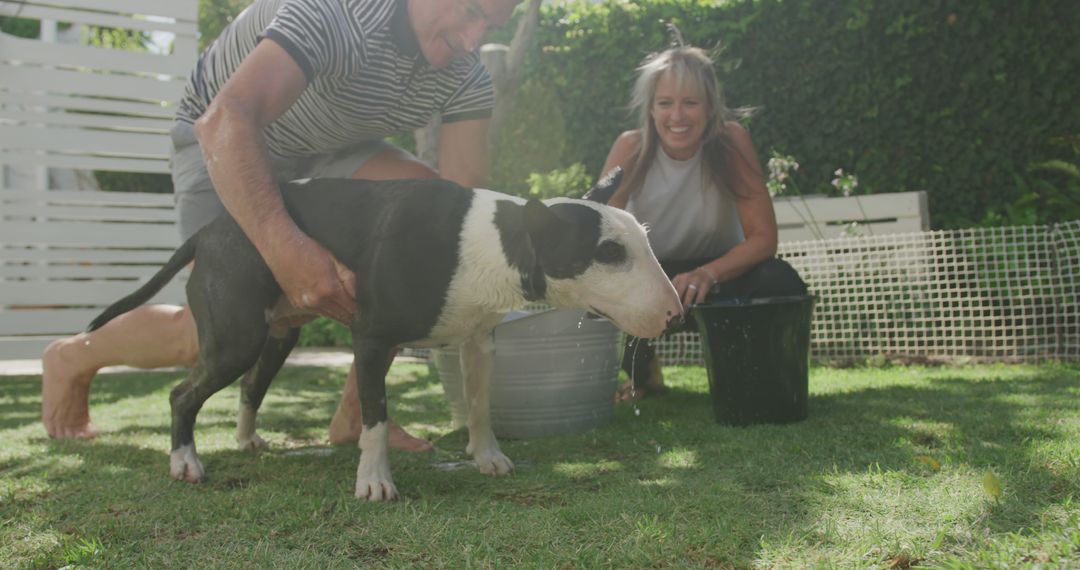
[622,42,757,200]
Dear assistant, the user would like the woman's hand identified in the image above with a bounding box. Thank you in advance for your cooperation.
[671,266,718,307]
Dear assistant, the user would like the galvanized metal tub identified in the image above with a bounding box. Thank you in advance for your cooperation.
[432,309,621,438]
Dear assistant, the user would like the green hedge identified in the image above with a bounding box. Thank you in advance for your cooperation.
[77,0,1078,227]
[491,0,1079,228]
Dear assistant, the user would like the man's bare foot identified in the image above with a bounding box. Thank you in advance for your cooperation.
[328,413,434,452]
[41,336,100,439]
[615,357,666,403]
[387,421,435,452]
[614,381,667,402]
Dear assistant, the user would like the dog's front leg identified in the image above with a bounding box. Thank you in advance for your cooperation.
[461,333,514,476]
[352,338,398,501]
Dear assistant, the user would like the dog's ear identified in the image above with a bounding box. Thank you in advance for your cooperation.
[523,198,578,242]
[524,199,601,283]
[524,198,566,246]
[582,167,623,204]
[519,199,565,300]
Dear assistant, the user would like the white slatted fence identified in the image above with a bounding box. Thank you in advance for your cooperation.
[1,0,196,359]
[0,0,198,174]
[0,190,186,358]
[774,190,930,242]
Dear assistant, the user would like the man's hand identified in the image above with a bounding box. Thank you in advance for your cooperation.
[266,229,357,324]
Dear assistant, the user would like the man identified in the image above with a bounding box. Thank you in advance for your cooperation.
[42,0,520,449]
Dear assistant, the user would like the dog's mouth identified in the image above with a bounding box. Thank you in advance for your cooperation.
[586,307,612,321]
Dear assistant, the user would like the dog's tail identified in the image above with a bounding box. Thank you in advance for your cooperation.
[86,236,197,332]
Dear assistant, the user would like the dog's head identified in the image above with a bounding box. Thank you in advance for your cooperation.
[513,170,682,338]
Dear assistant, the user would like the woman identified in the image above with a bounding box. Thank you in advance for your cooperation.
[601,44,806,400]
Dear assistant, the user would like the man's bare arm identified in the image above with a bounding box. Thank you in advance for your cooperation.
[194,39,355,322]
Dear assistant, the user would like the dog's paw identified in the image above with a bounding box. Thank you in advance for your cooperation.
[473,448,514,476]
[236,432,269,452]
[355,475,399,502]
[354,453,398,501]
[169,444,205,483]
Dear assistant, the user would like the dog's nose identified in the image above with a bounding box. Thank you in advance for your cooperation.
[664,313,685,333]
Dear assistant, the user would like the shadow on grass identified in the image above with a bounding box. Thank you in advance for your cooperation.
[4,362,1077,566]
[804,370,1079,535]
[414,365,1080,560]
[599,365,1080,556]
[0,371,184,432]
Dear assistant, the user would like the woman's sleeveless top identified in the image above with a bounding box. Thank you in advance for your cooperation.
[626,147,743,261]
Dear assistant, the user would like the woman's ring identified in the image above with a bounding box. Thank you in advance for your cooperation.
[687,284,698,290]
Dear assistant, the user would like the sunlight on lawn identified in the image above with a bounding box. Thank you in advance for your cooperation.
[0,363,1076,568]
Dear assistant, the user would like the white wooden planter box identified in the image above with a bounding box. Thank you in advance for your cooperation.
[775,191,930,243]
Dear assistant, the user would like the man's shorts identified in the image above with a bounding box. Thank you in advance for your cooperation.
[169,121,393,240]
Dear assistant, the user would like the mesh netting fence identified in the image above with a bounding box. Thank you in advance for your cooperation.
[406,221,1078,365]
[655,220,1080,365]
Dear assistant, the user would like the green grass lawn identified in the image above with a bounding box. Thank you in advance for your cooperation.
[1,362,1078,568]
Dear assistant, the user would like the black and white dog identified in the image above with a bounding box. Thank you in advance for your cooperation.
[87,170,681,501]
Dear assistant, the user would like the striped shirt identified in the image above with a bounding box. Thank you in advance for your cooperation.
[175,0,494,161]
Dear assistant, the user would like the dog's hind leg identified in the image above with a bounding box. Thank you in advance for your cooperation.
[236,326,301,451]
[461,333,514,476]
[169,324,268,484]
[352,337,398,501]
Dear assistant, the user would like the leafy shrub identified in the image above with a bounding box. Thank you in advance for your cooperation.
[297,317,351,348]
[525,163,593,200]
[491,0,1079,228]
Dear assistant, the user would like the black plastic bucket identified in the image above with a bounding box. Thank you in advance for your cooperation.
[690,295,815,426]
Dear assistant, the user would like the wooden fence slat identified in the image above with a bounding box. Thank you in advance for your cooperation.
[0,65,185,102]
[0,280,187,308]
[1,265,172,279]
[0,337,59,360]
[1,248,174,264]
[2,0,198,22]
[0,110,172,133]
[0,124,172,157]
[0,307,160,336]
[0,151,170,174]
[4,204,176,222]
[775,191,929,242]
[1,189,176,206]
[0,91,176,119]
[0,221,179,248]
[0,6,196,37]
[0,34,193,76]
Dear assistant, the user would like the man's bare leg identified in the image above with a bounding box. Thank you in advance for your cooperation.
[329,360,435,451]
[42,304,198,438]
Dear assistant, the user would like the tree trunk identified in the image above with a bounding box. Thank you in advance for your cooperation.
[413,0,543,169]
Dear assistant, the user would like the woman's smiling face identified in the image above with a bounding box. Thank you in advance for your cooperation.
[650,71,710,160]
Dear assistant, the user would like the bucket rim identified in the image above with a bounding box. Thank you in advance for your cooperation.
[499,308,614,328]
[689,294,817,310]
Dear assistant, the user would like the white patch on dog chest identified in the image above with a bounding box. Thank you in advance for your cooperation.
[428,190,526,342]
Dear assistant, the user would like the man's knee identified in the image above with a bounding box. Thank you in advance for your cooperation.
[166,305,199,365]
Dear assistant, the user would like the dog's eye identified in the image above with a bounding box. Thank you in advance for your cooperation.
[594,240,626,265]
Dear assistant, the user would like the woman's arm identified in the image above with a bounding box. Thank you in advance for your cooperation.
[599,130,641,209]
[678,123,778,305]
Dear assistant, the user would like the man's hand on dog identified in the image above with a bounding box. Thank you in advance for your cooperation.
[266,229,357,324]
